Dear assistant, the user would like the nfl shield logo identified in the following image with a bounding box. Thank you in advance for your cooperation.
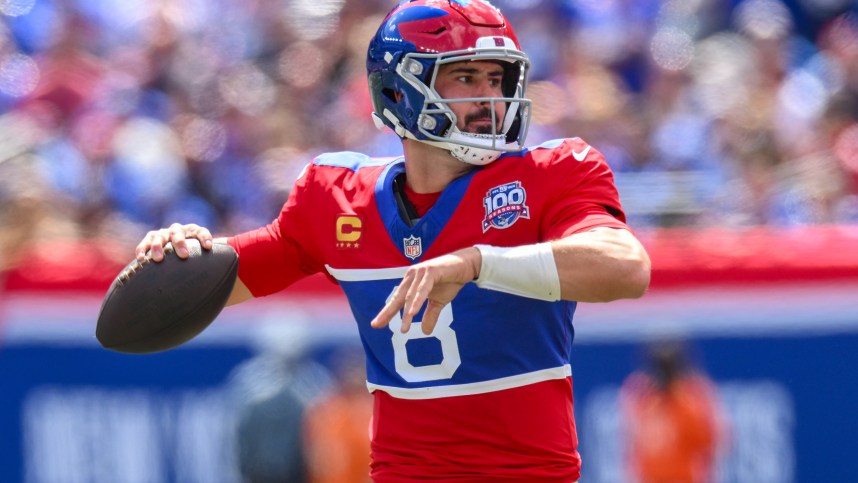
[403,235,423,260]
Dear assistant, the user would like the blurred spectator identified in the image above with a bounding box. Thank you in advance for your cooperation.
[235,379,308,483]
[228,322,332,483]
[620,340,726,483]
[303,345,372,483]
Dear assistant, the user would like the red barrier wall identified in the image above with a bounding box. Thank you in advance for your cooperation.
[3,226,857,295]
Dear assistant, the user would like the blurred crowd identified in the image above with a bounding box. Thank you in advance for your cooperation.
[1,0,857,272]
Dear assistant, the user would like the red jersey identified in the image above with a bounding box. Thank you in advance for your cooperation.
[229,138,628,481]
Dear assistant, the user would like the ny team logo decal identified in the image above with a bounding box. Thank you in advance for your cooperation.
[482,181,530,232]
[403,235,423,260]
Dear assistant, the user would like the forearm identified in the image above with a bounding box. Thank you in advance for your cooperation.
[214,236,254,306]
[551,227,650,303]
[472,227,650,303]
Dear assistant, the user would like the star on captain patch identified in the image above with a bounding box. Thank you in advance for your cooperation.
[403,235,422,260]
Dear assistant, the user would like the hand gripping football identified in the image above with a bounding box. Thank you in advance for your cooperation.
[96,239,238,353]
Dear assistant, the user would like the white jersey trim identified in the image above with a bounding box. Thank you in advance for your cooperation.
[326,265,409,281]
[366,365,572,400]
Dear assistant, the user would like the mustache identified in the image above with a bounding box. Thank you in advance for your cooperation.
[464,108,503,135]
[464,108,495,125]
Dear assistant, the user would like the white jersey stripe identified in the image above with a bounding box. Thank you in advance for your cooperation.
[326,264,409,281]
[366,365,572,400]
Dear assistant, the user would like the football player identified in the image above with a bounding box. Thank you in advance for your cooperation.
[136,1,651,481]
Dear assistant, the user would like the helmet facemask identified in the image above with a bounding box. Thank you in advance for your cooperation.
[375,43,532,165]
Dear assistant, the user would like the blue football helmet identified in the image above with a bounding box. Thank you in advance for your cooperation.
[367,0,532,165]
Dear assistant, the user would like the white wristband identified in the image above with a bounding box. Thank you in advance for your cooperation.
[473,243,561,301]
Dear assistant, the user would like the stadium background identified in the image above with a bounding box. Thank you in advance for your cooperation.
[1,0,857,481]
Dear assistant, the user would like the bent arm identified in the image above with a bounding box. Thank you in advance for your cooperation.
[552,227,650,302]
[225,274,254,306]
[472,226,650,303]
[221,226,650,321]
[208,237,254,306]
[226,277,253,307]
[372,227,650,334]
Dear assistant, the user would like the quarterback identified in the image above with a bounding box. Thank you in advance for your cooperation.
[137,0,651,481]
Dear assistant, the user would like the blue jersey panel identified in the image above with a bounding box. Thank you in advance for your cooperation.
[336,275,576,390]
[374,161,478,263]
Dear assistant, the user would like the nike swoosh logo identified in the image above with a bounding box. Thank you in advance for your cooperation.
[572,145,591,161]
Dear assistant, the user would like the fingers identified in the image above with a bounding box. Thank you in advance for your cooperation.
[404,269,432,330]
[135,233,153,261]
[172,224,214,257]
[135,224,215,262]
[371,256,471,334]
[194,226,214,250]
[396,268,435,333]
[169,223,189,258]
[371,279,410,330]
[371,268,441,334]
[421,300,444,335]
[136,228,170,262]
[370,267,435,333]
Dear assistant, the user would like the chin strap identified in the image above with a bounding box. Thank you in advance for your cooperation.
[372,111,514,166]
[446,131,510,165]
[448,144,501,165]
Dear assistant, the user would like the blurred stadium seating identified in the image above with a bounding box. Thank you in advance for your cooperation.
[1,0,857,482]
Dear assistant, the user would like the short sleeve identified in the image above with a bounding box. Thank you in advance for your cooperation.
[540,139,629,241]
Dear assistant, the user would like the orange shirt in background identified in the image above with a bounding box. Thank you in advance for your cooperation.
[621,372,723,483]
[304,390,373,483]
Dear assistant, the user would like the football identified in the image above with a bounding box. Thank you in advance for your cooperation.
[96,239,238,353]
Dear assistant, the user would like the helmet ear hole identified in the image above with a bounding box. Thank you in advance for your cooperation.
[506,115,521,143]
[501,63,522,98]
[382,88,400,103]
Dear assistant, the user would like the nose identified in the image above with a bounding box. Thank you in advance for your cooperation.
[474,81,506,121]
[476,80,497,103]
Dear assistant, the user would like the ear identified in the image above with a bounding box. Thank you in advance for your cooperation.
[394,91,403,102]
